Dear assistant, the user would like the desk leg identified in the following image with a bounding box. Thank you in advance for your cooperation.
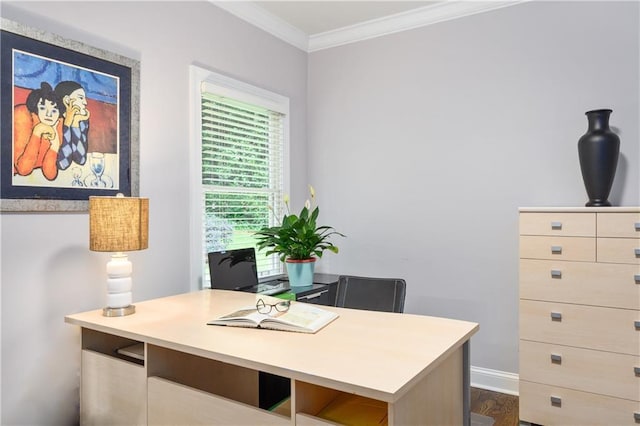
[463,340,470,426]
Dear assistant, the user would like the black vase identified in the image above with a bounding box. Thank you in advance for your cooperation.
[578,109,620,207]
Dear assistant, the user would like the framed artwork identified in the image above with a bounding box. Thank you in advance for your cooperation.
[0,18,140,212]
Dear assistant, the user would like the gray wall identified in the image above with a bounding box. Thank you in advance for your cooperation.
[308,0,639,377]
[0,2,307,424]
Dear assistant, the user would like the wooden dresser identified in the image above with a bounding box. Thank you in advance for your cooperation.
[519,207,640,425]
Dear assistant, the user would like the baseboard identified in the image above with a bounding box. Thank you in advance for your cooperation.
[470,365,519,396]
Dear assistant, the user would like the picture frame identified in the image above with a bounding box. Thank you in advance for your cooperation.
[0,18,140,212]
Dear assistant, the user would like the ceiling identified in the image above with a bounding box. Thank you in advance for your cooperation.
[213,1,526,52]
[253,1,438,35]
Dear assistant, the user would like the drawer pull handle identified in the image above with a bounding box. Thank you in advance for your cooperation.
[550,396,562,407]
[550,354,562,364]
[551,221,562,230]
[551,270,562,279]
[635,222,640,231]
[634,367,640,376]
[635,274,640,284]
[634,412,640,422]
[635,248,640,257]
[551,312,562,321]
[635,321,640,330]
[551,246,562,254]
[297,290,327,300]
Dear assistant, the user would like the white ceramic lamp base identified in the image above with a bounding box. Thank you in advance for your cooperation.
[104,253,135,317]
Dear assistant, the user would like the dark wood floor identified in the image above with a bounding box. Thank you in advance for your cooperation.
[471,387,520,426]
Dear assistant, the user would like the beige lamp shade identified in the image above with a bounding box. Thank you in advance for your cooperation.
[89,195,149,252]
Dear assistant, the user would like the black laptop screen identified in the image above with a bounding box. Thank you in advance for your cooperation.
[208,248,259,290]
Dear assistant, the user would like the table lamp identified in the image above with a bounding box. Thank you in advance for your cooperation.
[89,194,149,317]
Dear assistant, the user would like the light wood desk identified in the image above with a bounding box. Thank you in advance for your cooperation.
[65,290,478,425]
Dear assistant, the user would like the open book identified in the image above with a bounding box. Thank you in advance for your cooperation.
[208,296,339,334]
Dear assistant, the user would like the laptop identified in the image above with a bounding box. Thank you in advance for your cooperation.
[207,247,290,296]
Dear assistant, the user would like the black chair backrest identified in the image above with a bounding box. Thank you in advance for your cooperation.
[335,275,406,313]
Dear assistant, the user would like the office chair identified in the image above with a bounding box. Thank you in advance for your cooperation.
[334,275,406,313]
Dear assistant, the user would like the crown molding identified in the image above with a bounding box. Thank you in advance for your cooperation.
[309,1,529,52]
[212,1,528,53]
[212,1,309,51]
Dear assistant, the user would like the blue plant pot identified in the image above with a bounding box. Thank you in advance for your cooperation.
[285,259,316,287]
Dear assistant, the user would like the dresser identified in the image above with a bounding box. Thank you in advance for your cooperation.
[519,207,640,425]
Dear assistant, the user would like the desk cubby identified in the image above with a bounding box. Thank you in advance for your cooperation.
[133,343,291,424]
[295,382,388,425]
[147,377,289,425]
[146,344,261,408]
[82,328,145,365]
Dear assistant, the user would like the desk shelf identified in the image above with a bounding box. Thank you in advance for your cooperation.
[82,328,145,366]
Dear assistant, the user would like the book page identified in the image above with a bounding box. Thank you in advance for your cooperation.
[262,303,339,333]
[209,307,266,326]
[272,305,329,328]
[217,307,260,321]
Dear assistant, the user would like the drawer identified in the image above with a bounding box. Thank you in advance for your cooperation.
[519,259,640,309]
[598,212,640,238]
[147,376,289,425]
[519,236,595,262]
[519,340,640,401]
[519,380,640,426]
[598,237,640,264]
[81,349,147,425]
[296,288,331,305]
[520,212,595,237]
[519,300,640,355]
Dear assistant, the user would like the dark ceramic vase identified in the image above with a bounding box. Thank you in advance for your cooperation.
[578,109,620,207]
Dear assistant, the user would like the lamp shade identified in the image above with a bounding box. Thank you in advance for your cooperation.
[89,195,149,252]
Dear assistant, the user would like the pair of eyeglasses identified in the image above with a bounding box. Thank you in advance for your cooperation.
[256,298,290,314]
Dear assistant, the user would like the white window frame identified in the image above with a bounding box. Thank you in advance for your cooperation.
[189,65,290,291]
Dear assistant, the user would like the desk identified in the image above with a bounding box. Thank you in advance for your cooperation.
[65,290,478,425]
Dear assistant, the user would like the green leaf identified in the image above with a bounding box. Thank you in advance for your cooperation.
[253,191,345,260]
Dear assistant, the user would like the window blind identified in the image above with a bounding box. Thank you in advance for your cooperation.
[200,90,285,284]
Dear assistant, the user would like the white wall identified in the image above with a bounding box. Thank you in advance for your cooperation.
[0,2,307,424]
[308,0,639,383]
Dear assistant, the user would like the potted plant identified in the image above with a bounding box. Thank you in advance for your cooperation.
[255,185,345,287]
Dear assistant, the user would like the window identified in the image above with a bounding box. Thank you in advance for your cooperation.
[190,66,289,289]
